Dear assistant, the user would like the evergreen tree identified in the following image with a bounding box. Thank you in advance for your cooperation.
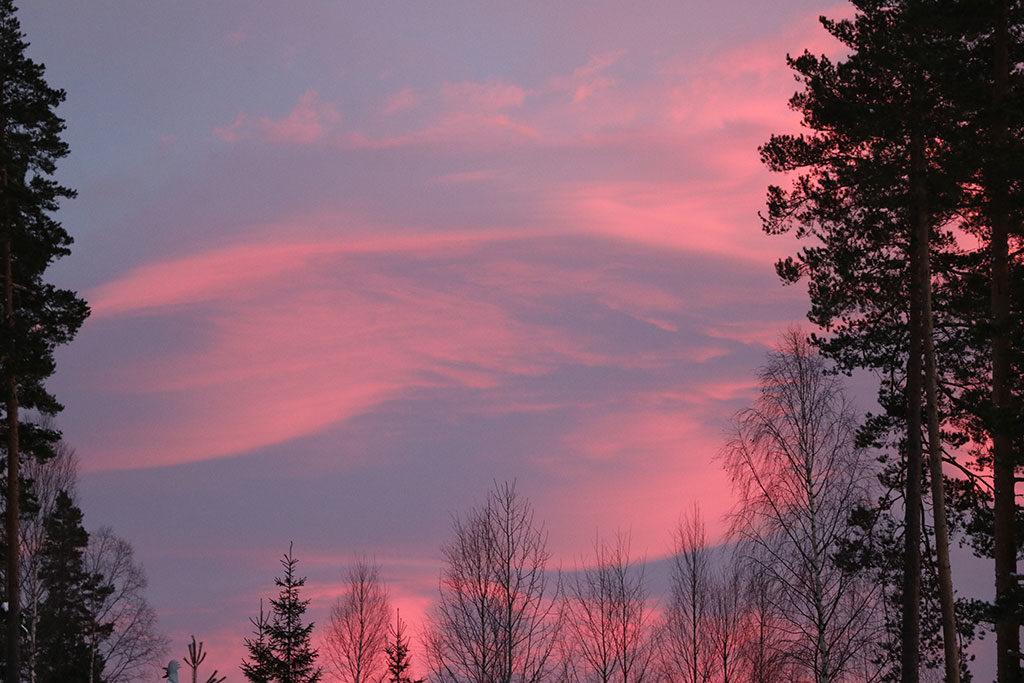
[35,491,111,683]
[241,598,275,683]
[758,0,1024,678]
[385,610,423,683]
[0,2,89,678]
[247,543,322,683]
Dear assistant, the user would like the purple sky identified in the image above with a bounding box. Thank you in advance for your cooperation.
[17,1,978,678]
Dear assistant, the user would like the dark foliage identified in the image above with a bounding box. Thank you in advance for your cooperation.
[34,491,111,683]
[242,543,322,683]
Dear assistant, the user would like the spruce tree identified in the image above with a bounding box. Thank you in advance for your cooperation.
[0,2,89,678]
[241,598,275,682]
[254,543,322,683]
[385,610,423,683]
[35,491,111,683]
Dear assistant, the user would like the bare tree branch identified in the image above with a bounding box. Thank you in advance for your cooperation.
[323,558,392,683]
[426,481,561,683]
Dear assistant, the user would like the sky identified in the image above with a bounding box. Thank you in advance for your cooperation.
[6,0,904,678]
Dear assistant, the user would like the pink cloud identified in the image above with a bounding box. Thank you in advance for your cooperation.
[84,232,623,470]
[214,89,341,144]
[539,400,735,556]
[558,50,624,104]
[551,179,786,263]
[661,11,848,135]
[336,9,843,155]
[89,227,538,317]
[704,319,805,347]
[79,221,783,474]
[345,77,540,149]
[382,87,421,115]
[441,78,526,111]
[692,377,760,402]
[429,169,501,184]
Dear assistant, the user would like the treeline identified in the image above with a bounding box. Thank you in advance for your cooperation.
[239,336,894,683]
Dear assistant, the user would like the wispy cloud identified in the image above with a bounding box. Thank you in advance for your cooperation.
[381,87,421,115]
[214,89,341,144]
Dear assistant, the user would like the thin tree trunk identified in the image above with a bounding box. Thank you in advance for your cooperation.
[4,227,20,683]
[901,128,925,683]
[908,110,962,680]
[922,272,960,683]
[691,572,698,683]
[989,2,1019,680]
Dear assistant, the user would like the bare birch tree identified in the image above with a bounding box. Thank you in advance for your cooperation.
[564,532,654,682]
[660,507,714,683]
[323,559,392,683]
[84,527,168,682]
[708,559,745,683]
[722,331,881,682]
[425,480,560,683]
[741,564,791,683]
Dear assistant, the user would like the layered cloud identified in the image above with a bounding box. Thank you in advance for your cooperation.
[31,0,862,677]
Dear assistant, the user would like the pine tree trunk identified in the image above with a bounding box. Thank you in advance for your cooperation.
[901,130,925,683]
[4,233,20,683]
[989,2,1019,680]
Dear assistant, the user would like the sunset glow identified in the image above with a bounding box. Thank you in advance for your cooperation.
[20,0,857,677]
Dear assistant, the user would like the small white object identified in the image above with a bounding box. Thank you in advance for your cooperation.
[162,660,180,683]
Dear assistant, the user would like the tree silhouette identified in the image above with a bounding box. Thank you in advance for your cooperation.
[0,2,89,678]
[661,507,714,683]
[426,481,561,683]
[241,598,275,682]
[17,433,77,682]
[384,610,423,683]
[563,532,654,683]
[185,635,226,683]
[35,491,111,683]
[323,558,391,683]
[84,526,169,682]
[755,2,1018,677]
[722,332,881,681]
[245,542,322,683]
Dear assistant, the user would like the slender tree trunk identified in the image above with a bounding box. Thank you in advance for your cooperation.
[902,129,925,683]
[989,2,1019,680]
[4,227,20,683]
[691,572,698,683]
[910,117,961,680]
[922,269,960,683]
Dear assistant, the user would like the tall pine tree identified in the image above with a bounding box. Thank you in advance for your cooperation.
[0,2,89,679]
[758,1,993,678]
[762,0,1024,679]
